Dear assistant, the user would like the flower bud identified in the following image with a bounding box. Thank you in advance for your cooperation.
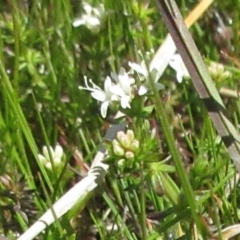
[117,131,131,148]
[38,145,64,171]
[45,162,53,171]
[151,174,165,197]
[208,61,231,80]
[112,139,120,148]
[126,130,134,142]
[125,151,135,159]
[112,140,125,156]
[129,139,139,152]
[117,159,125,167]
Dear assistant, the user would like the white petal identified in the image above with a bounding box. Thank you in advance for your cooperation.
[129,77,135,85]
[128,62,147,76]
[109,85,125,97]
[38,154,47,164]
[118,68,128,83]
[100,101,109,118]
[118,68,134,95]
[104,76,112,89]
[86,17,101,28]
[54,145,63,159]
[43,146,54,160]
[93,4,104,18]
[138,85,148,95]
[176,73,183,83]
[104,76,114,97]
[110,72,119,83]
[73,19,86,27]
[45,162,53,170]
[42,146,48,157]
[120,95,131,109]
[83,3,92,14]
[110,94,119,102]
[91,90,106,101]
[54,157,62,165]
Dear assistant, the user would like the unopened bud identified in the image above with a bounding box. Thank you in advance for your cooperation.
[117,159,125,167]
[113,139,125,156]
[117,131,131,148]
[126,130,134,142]
[125,151,134,159]
[129,139,139,152]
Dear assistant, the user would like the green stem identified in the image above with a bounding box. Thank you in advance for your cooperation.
[148,78,205,233]
[140,165,147,239]
[0,60,53,191]
[12,5,20,90]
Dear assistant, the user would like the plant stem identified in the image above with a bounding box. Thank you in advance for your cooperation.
[140,164,147,239]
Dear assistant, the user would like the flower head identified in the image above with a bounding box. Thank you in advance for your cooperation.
[72,3,105,33]
[110,68,135,109]
[38,145,64,170]
[80,67,136,118]
[169,54,190,83]
[128,61,164,95]
[79,76,119,118]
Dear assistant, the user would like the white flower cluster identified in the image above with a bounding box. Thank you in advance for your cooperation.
[129,61,164,95]
[79,62,165,118]
[72,3,105,34]
[79,67,134,118]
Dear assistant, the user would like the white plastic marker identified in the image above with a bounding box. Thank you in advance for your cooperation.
[18,0,213,239]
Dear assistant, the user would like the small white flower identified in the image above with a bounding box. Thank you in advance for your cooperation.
[79,76,118,118]
[73,3,105,33]
[169,54,190,83]
[111,68,135,96]
[129,61,149,77]
[129,61,164,95]
[38,145,64,170]
[110,68,135,109]
[80,68,137,117]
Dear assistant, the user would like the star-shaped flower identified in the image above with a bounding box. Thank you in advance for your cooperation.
[79,76,119,118]
[110,67,135,109]
[128,61,164,95]
[72,3,105,33]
